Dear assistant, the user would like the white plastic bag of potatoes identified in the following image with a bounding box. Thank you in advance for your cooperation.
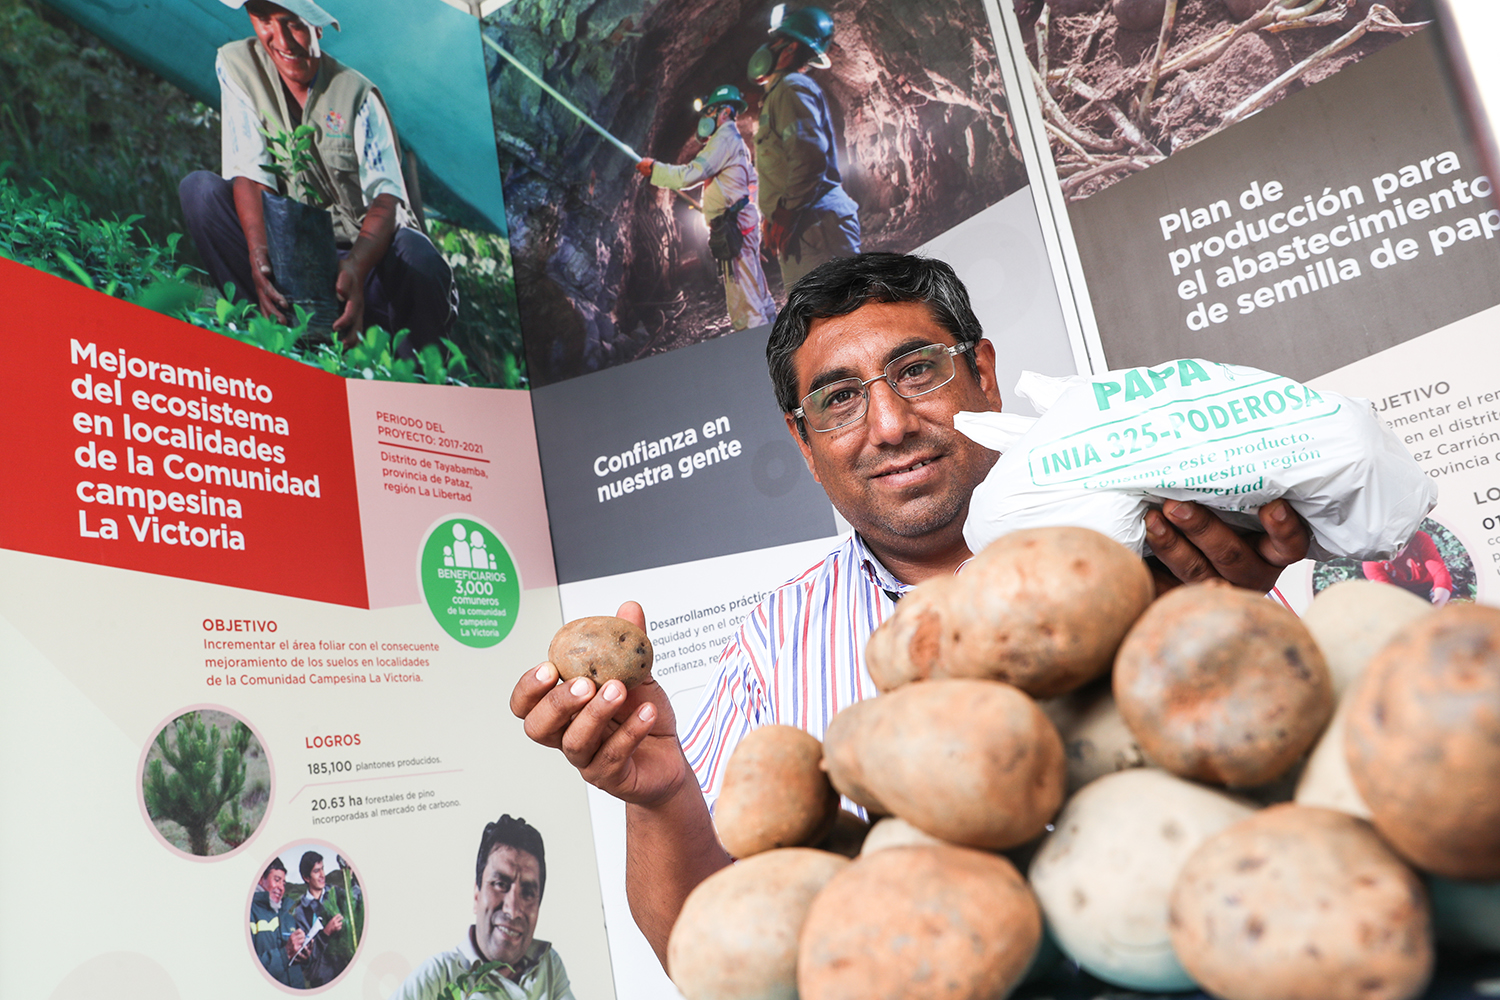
[958,359,1436,561]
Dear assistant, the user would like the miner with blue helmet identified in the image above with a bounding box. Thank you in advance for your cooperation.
[749,6,861,287]
[636,85,776,330]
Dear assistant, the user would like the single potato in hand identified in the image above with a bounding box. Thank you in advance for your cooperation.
[547,615,654,689]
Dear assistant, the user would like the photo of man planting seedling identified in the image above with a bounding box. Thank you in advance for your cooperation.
[0,0,527,388]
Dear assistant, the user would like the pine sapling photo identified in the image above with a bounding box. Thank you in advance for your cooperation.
[142,711,267,856]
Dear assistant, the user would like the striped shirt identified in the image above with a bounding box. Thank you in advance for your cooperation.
[681,533,912,807]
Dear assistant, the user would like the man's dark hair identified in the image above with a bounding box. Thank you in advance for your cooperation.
[299,850,323,881]
[767,252,984,437]
[262,857,287,882]
[475,814,547,898]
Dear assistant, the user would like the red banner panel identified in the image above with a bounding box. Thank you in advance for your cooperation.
[0,260,368,606]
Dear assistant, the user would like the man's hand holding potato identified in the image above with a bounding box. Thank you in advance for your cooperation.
[511,601,685,806]
[509,600,731,969]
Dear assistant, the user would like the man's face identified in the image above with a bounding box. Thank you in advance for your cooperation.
[261,868,286,906]
[473,845,542,968]
[247,3,322,89]
[786,300,1002,560]
[305,860,325,894]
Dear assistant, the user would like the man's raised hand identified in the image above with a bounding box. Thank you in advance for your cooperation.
[510,601,690,807]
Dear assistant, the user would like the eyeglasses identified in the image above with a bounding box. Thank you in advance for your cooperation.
[793,341,975,433]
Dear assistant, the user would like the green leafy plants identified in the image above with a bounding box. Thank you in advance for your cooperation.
[260,124,327,207]
[218,798,251,849]
[437,960,515,1000]
[1,171,521,386]
[0,0,220,259]
[339,866,360,954]
[432,221,526,389]
[143,713,252,856]
[0,174,197,302]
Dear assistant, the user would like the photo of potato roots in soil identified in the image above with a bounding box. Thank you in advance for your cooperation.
[142,709,270,858]
[0,0,527,388]
[486,0,1030,387]
[1014,0,1431,201]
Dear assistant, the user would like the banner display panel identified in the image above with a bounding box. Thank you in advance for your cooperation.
[1065,29,1500,381]
[0,266,614,999]
[1000,5,1500,619]
[0,2,617,993]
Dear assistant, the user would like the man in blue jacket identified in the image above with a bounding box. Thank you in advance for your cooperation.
[749,7,861,287]
[249,858,306,987]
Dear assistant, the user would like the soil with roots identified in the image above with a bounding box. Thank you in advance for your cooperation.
[1015,0,1432,201]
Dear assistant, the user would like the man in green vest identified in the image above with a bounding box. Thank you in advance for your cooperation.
[180,0,456,350]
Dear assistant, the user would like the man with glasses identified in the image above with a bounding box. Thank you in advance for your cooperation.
[291,850,354,987]
[510,252,1312,966]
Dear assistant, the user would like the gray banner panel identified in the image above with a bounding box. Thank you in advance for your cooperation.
[531,327,836,583]
[1070,31,1500,382]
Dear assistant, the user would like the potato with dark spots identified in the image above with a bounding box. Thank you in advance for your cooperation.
[1345,603,1500,879]
[547,615,653,689]
[866,526,1153,698]
[1297,581,1430,816]
[1040,677,1146,793]
[1030,768,1256,991]
[822,678,1066,849]
[863,574,955,692]
[1169,804,1434,1000]
[798,844,1042,1000]
[668,847,848,1000]
[713,725,839,859]
[1114,580,1333,787]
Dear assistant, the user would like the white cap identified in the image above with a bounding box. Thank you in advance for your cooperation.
[220,0,340,31]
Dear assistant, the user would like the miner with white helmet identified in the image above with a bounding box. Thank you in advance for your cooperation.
[749,6,861,287]
[636,85,776,331]
[180,0,456,350]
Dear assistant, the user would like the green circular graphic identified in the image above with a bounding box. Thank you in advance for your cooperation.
[420,517,520,648]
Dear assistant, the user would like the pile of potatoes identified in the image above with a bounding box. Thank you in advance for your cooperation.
[661,527,1500,1000]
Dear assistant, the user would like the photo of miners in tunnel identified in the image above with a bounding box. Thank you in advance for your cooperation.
[484,1,1031,387]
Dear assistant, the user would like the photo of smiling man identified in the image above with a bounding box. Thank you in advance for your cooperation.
[392,814,575,1000]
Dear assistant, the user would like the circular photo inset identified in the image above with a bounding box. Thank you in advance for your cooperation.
[249,842,366,992]
[1311,517,1478,605]
[140,706,271,859]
